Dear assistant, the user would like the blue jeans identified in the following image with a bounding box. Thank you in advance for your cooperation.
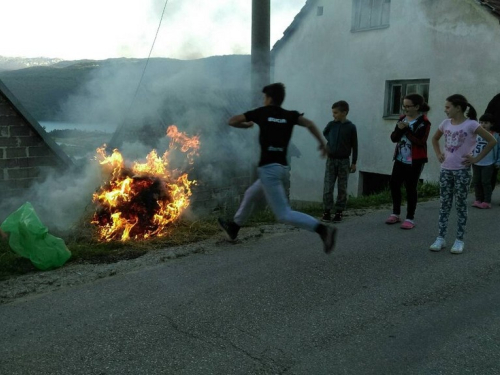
[234,163,319,232]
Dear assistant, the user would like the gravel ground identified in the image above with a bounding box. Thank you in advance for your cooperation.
[0,208,380,305]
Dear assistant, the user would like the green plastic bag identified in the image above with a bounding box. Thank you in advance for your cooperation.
[1,202,71,270]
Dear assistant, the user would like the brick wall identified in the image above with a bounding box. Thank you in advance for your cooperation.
[0,93,70,198]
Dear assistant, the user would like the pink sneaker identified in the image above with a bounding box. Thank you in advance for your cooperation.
[400,219,415,229]
[385,214,400,224]
[472,200,482,208]
[479,202,491,209]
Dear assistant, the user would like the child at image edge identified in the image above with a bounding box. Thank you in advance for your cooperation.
[471,113,500,209]
[430,94,497,254]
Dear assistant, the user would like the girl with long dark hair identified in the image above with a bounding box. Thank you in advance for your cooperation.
[430,94,497,254]
[385,93,431,229]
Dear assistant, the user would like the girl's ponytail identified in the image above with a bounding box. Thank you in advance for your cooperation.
[446,94,477,120]
[465,104,477,121]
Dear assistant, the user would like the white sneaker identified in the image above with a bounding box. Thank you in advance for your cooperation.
[450,239,464,254]
[429,237,446,251]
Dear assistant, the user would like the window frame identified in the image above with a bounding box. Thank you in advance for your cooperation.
[384,79,430,119]
[351,0,391,33]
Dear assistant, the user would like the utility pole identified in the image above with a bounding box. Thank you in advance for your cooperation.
[251,0,270,107]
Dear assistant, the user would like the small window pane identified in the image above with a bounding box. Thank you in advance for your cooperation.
[406,84,418,94]
[419,84,430,102]
[392,85,402,115]
[384,79,430,117]
[381,0,391,25]
[371,0,384,27]
[359,0,372,29]
[352,0,390,31]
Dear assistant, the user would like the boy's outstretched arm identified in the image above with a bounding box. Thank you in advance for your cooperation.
[297,116,328,157]
[228,114,254,128]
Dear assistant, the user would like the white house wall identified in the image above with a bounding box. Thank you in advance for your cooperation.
[273,0,500,202]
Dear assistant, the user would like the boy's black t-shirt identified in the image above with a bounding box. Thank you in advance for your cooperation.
[244,106,302,167]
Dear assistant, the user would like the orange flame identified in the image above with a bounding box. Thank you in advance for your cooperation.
[166,125,200,164]
[91,126,199,242]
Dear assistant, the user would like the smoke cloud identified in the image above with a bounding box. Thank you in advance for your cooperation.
[0,0,312,230]
[0,55,260,230]
[0,162,103,233]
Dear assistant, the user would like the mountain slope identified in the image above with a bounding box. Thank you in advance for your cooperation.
[0,55,251,121]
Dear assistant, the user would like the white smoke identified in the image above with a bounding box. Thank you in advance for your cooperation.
[3,54,259,229]
[0,161,103,232]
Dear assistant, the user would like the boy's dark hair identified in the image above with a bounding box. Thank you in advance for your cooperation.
[263,83,286,106]
[446,94,478,121]
[404,93,430,112]
[479,113,495,123]
[332,100,349,114]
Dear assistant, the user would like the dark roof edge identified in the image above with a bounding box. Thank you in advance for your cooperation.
[271,0,317,55]
[479,0,500,20]
[0,79,73,168]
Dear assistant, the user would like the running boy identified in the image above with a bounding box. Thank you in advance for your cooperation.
[218,83,337,254]
[321,101,358,222]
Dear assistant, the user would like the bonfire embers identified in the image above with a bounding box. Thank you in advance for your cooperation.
[91,125,199,242]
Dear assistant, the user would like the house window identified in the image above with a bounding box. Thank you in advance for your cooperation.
[317,6,324,16]
[384,79,430,118]
[352,0,391,32]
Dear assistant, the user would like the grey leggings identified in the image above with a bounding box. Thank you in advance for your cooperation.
[438,169,471,240]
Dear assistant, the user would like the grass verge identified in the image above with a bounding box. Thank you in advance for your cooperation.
[0,182,440,280]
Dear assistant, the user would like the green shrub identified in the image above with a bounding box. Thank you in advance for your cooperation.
[417,181,440,200]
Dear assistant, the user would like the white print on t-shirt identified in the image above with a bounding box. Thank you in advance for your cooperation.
[474,135,495,166]
[268,117,287,124]
[444,129,469,153]
[397,139,412,162]
[267,146,284,152]
[396,119,418,164]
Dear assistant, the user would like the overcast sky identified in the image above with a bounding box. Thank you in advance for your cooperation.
[1,0,306,60]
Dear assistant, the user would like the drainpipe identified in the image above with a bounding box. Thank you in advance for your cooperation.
[251,0,270,107]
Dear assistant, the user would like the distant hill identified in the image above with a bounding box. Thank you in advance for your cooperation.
[0,61,95,119]
[0,56,64,72]
[0,55,252,122]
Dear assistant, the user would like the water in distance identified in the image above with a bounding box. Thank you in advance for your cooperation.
[40,121,117,133]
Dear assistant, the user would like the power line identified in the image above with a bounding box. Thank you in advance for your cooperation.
[109,0,170,148]
[130,0,170,106]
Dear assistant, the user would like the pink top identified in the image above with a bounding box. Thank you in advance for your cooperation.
[438,118,480,170]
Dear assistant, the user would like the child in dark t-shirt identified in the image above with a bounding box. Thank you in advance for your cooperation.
[218,83,337,254]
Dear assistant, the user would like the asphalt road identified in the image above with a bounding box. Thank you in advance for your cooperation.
[1,192,500,375]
